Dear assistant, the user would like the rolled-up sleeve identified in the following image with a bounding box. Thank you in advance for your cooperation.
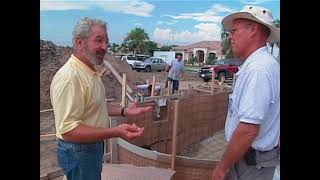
[51,78,85,135]
[238,70,272,124]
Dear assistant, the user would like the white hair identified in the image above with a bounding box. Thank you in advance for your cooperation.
[72,17,107,48]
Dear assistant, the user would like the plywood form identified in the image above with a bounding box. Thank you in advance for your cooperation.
[118,144,219,180]
[120,92,230,156]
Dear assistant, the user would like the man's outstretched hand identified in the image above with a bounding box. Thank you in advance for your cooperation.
[116,123,144,140]
[124,101,152,116]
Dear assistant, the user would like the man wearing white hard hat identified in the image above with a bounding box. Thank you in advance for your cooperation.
[212,5,280,180]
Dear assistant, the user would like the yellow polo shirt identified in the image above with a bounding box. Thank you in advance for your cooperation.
[50,54,109,139]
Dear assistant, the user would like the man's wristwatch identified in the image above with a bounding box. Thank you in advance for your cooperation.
[121,107,126,117]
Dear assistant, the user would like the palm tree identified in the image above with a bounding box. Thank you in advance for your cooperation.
[124,28,149,54]
[119,42,129,54]
[144,41,158,56]
[108,43,119,55]
[221,27,233,58]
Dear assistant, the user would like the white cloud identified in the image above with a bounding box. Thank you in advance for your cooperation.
[166,13,222,23]
[123,0,155,17]
[153,28,172,42]
[134,23,143,26]
[156,20,178,25]
[165,3,235,23]
[40,0,155,17]
[240,0,271,5]
[209,4,235,13]
[40,1,90,11]
[153,23,222,45]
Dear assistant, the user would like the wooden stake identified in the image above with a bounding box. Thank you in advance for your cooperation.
[167,80,172,96]
[188,83,191,96]
[220,75,225,83]
[121,74,127,107]
[211,70,215,95]
[151,75,156,97]
[171,100,179,170]
[40,108,53,113]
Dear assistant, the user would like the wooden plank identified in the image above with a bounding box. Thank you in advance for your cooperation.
[40,108,53,113]
[103,152,111,162]
[157,152,218,168]
[40,174,48,180]
[47,168,64,179]
[171,100,179,170]
[126,92,134,102]
[211,71,215,95]
[151,75,156,97]
[40,134,56,141]
[193,87,211,93]
[104,61,133,93]
[167,80,172,96]
[110,118,119,163]
[117,138,158,160]
[143,93,185,102]
[121,74,127,107]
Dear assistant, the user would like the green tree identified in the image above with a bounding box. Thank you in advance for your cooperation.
[108,43,119,55]
[206,53,217,65]
[124,28,149,54]
[144,41,158,56]
[221,27,234,58]
[159,45,173,51]
[188,56,198,66]
[119,42,129,54]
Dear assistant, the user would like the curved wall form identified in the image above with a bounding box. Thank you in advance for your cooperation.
[116,91,230,180]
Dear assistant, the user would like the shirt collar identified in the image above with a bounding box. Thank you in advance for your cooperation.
[70,54,98,77]
[236,46,268,75]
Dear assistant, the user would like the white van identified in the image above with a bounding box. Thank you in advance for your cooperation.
[153,51,176,65]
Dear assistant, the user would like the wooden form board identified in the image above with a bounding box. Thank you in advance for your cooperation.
[104,61,133,93]
[122,92,230,156]
[117,144,218,180]
[104,61,134,102]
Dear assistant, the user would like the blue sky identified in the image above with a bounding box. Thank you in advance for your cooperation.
[40,0,280,47]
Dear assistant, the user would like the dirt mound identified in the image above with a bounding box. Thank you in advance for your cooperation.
[40,40,72,110]
[102,54,145,101]
[40,40,145,110]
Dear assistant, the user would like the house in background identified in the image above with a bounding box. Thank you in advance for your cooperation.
[172,41,223,64]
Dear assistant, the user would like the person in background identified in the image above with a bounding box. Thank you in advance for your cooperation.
[165,54,185,94]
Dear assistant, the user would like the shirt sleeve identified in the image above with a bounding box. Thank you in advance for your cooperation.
[51,78,85,135]
[238,70,272,124]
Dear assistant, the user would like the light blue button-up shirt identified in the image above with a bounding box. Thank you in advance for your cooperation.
[168,59,185,80]
[225,46,280,151]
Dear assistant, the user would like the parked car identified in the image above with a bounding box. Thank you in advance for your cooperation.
[121,55,149,68]
[198,58,243,82]
[132,57,167,72]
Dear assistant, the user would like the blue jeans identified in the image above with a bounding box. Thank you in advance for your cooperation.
[167,77,179,93]
[56,139,104,180]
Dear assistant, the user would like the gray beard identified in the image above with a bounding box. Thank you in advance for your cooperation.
[84,47,103,66]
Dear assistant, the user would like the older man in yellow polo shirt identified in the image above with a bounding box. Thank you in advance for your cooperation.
[50,17,151,180]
